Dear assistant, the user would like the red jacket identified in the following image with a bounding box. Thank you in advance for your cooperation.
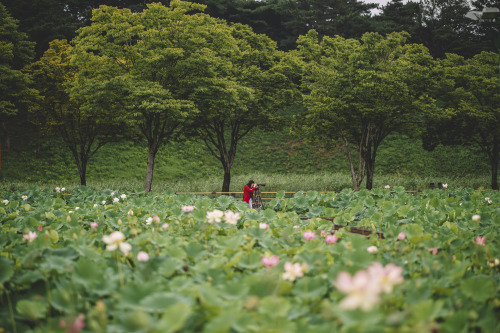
[243,184,258,203]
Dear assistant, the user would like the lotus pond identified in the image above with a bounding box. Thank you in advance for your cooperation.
[0,186,499,332]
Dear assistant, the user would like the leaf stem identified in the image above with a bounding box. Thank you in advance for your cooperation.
[6,291,17,333]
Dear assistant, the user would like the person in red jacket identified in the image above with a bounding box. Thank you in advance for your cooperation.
[243,180,259,208]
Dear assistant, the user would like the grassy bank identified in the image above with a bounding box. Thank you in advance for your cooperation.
[0,124,494,191]
[0,172,492,193]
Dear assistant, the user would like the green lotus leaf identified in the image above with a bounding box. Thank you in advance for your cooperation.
[49,288,73,313]
[237,252,262,269]
[16,299,47,321]
[397,205,412,218]
[202,308,239,333]
[39,255,74,275]
[139,292,192,313]
[442,222,459,235]
[293,195,308,209]
[216,280,250,300]
[291,277,328,301]
[0,257,14,283]
[259,316,297,333]
[184,242,209,260]
[216,235,245,251]
[157,257,183,277]
[217,195,234,209]
[410,299,444,323]
[157,302,192,332]
[14,270,44,285]
[245,274,292,298]
[258,296,291,317]
[459,276,495,302]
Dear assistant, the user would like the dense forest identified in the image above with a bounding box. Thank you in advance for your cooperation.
[1,0,499,191]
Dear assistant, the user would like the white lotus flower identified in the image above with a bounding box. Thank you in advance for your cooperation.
[120,194,126,199]
[224,211,240,225]
[102,231,126,251]
[206,210,224,224]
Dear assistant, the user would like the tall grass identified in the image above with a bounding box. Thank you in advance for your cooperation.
[0,172,492,193]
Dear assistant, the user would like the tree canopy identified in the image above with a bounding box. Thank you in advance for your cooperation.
[27,39,128,185]
[423,52,500,189]
[0,3,37,150]
[294,30,436,190]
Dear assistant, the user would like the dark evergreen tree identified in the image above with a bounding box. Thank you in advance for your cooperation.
[0,3,37,150]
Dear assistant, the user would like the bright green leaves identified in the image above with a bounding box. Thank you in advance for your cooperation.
[294,30,437,190]
[0,256,14,284]
[16,300,47,321]
[460,276,495,303]
[2,186,500,332]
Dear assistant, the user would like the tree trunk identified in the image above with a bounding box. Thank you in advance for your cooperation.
[222,165,231,192]
[365,162,374,190]
[365,144,377,190]
[1,122,10,151]
[79,161,87,186]
[489,145,499,190]
[144,145,157,193]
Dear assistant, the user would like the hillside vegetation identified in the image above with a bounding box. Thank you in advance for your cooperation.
[0,127,491,192]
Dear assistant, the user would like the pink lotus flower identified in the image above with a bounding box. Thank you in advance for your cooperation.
[325,234,338,244]
[162,223,169,229]
[261,255,279,267]
[38,225,43,232]
[153,215,160,223]
[334,270,380,311]
[476,236,486,246]
[23,231,38,242]
[302,231,317,241]
[182,205,195,213]
[367,262,404,294]
[259,223,269,230]
[428,247,438,255]
[90,222,98,229]
[293,225,300,229]
[384,185,391,189]
[335,262,404,311]
[320,230,327,236]
[137,251,149,262]
[282,262,307,281]
[60,314,85,333]
[397,232,406,240]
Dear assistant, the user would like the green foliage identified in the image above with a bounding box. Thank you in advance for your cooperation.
[0,3,36,117]
[0,188,498,332]
[423,51,500,189]
[294,30,438,190]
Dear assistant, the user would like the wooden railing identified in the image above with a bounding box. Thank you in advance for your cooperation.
[174,190,421,202]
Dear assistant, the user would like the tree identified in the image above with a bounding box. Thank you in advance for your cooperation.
[27,39,128,185]
[413,0,488,58]
[372,0,421,40]
[1,0,172,59]
[0,3,37,151]
[186,23,299,192]
[294,30,436,190]
[72,1,254,193]
[423,52,500,189]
